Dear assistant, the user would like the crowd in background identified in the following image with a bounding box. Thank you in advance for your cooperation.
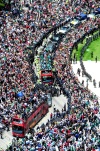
[0,0,100,150]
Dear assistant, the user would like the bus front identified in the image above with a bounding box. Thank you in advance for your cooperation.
[41,70,54,84]
[12,116,26,138]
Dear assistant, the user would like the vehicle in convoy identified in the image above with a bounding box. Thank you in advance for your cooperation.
[39,52,54,85]
[94,7,100,15]
[87,13,96,19]
[65,17,71,22]
[75,13,87,21]
[45,41,57,53]
[47,93,52,107]
[57,25,71,35]
[50,34,61,42]
[12,101,49,137]
[70,19,80,27]
[41,70,54,84]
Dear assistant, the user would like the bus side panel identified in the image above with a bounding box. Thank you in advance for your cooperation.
[43,103,49,115]
[26,102,49,129]
[30,110,42,128]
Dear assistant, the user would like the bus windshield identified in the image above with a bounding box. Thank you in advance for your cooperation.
[12,125,24,134]
[41,76,53,83]
[13,118,22,123]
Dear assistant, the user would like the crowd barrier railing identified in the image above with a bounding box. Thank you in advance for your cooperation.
[80,28,100,81]
[70,27,100,81]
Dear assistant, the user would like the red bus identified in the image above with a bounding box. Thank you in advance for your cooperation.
[41,70,54,84]
[12,101,49,138]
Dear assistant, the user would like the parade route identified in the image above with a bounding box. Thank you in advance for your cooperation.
[0,95,68,150]
[1,61,100,150]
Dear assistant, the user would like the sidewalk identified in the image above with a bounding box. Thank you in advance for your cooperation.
[72,61,100,104]
[0,128,13,150]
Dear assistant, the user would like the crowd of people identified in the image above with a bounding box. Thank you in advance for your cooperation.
[0,0,71,131]
[0,0,100,150]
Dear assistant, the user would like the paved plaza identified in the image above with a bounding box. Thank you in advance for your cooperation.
[72,61,100,104]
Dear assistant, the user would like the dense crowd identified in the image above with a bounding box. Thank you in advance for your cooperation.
[0,0,71,130]
[0,0,100,151]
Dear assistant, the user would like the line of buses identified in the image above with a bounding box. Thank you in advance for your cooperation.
[12,7,100,138]
[12,24,63,138]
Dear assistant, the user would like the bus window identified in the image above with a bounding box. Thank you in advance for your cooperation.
[41,70,52,74]
[12,125,24,134]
